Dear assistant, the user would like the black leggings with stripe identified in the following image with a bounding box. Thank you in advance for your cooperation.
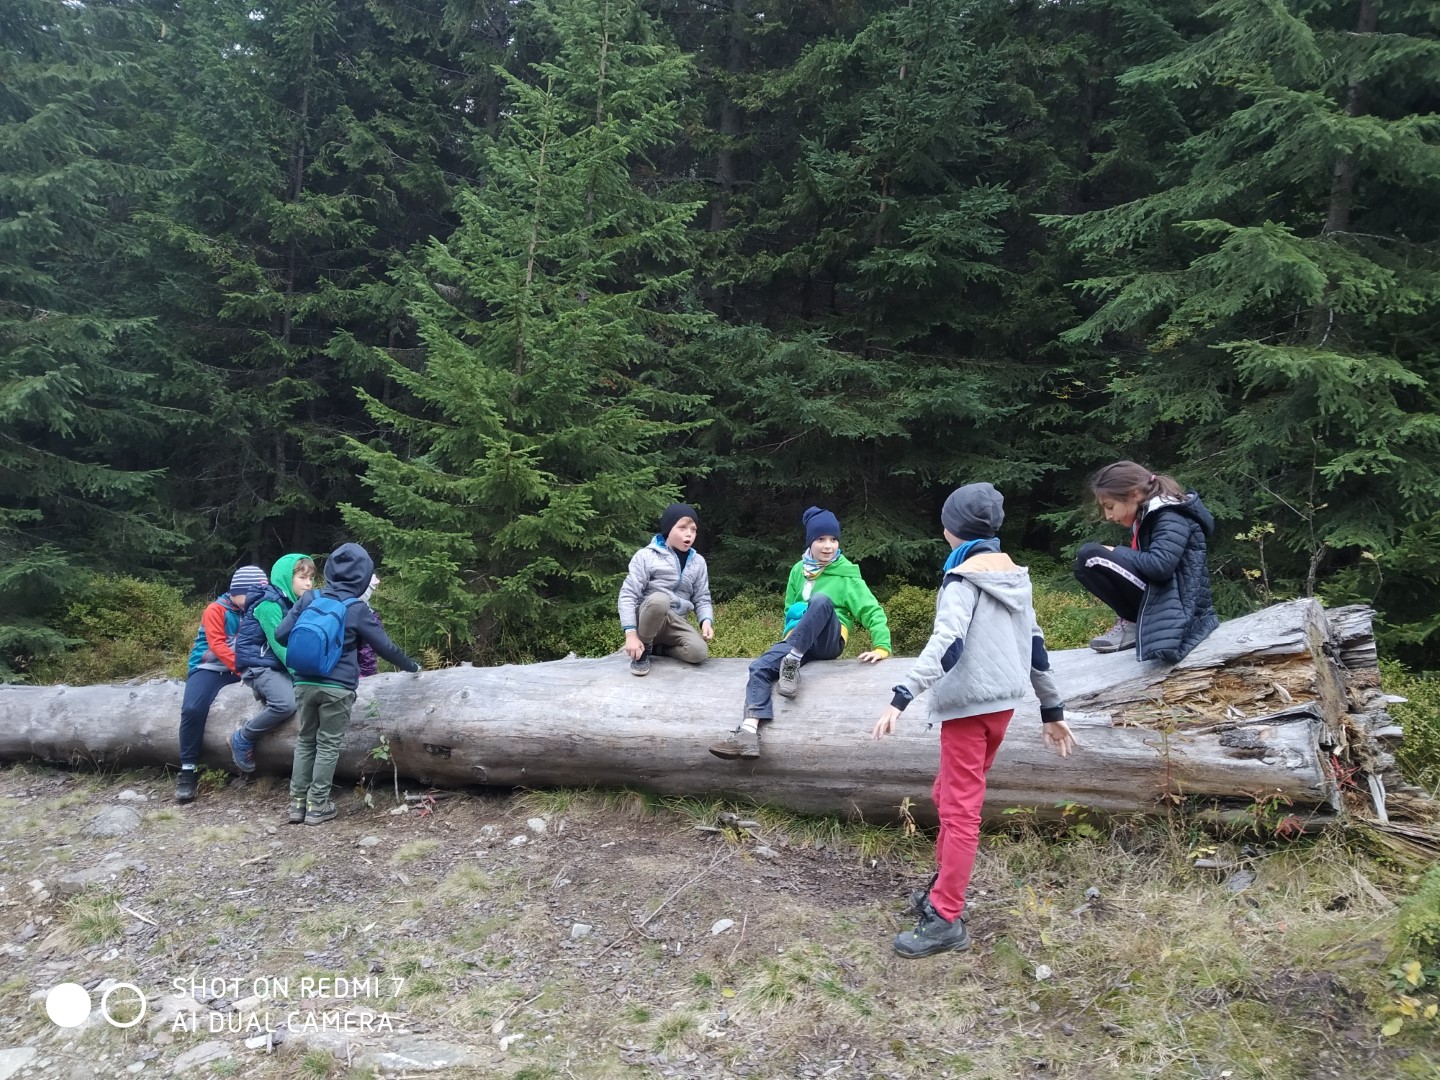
[1073,542,1146,622]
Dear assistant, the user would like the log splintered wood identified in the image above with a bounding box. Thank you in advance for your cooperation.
[0,599,1425,824]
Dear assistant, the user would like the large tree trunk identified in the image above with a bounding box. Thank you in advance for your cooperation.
[0,600,1421,824]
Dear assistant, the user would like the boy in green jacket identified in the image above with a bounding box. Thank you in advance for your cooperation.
[710,506,890,760]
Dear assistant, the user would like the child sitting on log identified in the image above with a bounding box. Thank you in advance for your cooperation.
[229,553,315,775]
[175,565,268,803]
[872,483,1075,958]
[711,506,890,760]
[1073,460,1218,662]
[617,503,715,677]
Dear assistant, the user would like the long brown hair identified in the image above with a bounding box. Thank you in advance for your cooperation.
[1090,460,1186,505]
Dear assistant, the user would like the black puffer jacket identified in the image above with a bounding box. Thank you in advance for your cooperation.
[1131,494,1219,663]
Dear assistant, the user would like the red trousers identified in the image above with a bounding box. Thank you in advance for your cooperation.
[929,708,1013,922]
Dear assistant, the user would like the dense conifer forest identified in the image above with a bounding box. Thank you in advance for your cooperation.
[4,0,1438,676]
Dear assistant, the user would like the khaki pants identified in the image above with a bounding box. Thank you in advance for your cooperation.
[636,592,708,664]
[289,683,356,806]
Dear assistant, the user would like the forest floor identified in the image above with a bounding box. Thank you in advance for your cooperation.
[0,764,1432,1080]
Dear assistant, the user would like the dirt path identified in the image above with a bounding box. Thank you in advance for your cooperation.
[0,765,1417,1079]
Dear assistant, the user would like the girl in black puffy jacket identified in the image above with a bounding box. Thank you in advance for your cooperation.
[1073,461,1219,663]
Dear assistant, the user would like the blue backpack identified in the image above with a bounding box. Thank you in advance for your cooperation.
[286,595,361,678]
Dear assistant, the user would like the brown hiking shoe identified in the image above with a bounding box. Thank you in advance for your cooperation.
[709,726,760,760]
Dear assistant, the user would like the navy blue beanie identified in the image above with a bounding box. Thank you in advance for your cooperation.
[802,506,841,548]
[658,503,699,538]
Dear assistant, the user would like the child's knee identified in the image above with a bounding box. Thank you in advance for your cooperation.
[1074,542,1109,575]
[809,593,835,614]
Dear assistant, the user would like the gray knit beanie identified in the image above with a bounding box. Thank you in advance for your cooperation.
[941,483,1004,540]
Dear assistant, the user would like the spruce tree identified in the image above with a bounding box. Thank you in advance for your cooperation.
[1046,0,1440,645]
[0,1,182,678]
[344,0,708,660]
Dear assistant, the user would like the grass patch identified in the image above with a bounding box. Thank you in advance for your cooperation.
[1381,660,1440,795]
[393,838,442,863]
[280,852,319,877]
[61,891,124,946]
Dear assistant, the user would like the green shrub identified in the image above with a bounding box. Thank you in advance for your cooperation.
[31,575,199,685]
[1396,864,1440,965]
[1381,660,1440,795]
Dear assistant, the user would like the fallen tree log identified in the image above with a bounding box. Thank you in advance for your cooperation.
[0,599,1424,824]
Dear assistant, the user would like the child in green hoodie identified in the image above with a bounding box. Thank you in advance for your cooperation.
[710,506,891,760]
[228,554,315,773]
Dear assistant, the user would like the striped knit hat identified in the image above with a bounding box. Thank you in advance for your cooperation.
[229,565,267,592]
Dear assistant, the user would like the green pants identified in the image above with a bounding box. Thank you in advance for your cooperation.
[290,683,357,806]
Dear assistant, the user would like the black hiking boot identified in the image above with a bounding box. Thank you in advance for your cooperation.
[893,899,972,959]
[174,769,199,804]
[287,798,307,825]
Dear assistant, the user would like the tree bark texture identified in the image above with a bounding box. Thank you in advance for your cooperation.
[0,601,1421,824]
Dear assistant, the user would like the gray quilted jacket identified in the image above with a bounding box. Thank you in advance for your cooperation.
[899,552,1063,722]
[617,537,715,630]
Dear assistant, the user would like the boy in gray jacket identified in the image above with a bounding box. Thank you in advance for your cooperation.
[618,503,715,676]
[872,483,1077,959]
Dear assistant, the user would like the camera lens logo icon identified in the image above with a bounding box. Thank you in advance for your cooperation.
[45,982,146,1029]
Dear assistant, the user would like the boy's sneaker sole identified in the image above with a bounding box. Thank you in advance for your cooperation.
[708,726,760,760]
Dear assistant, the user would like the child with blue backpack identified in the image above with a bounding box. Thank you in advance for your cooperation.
[274,542,419,826]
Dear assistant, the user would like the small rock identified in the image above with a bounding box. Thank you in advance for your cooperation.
[360,1037,497,1073]
[243,1034,271,1051]
[15,923,37,943]
[478,825,499,838]
[1084,886,1101,900]
[508,836,528,847]
[126,1062,145,1074]
[117,790,147,802]
[168,1041,232,1073]
[85,806,142,838]
[499,1033,526,1052]
[753,846,779,860]
[1225,870,1257,893]
[1034,964,1053,981]
[0,1047,39,1080]
[389,805,409,815]
[357,836,382,848]
[526,818,548,834]
[1062,1023,1075,1036]
[229,995,263,1013]
[570,924,592,940]
[710,920,735,936]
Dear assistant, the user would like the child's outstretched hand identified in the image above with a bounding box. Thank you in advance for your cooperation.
[856,650,887,664]
[1042,720,1077,757]
[872,705,902,739]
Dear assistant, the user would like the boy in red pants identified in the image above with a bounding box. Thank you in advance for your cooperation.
[872,483,1077,958]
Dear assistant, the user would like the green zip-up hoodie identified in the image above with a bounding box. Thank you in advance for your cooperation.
[783,554,892,653]
[252,553,309,667]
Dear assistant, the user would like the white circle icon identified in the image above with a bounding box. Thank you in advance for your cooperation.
[100,983,146,1028]
[45,983,92,1028]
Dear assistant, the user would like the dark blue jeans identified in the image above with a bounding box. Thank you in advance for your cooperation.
[179,667,240,766]
[743,594,846,721]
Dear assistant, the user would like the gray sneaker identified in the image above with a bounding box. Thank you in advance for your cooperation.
[709,725,760,760]
[630,648,651,676]
[1089,618,1137,653]
[776,655,801,698]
